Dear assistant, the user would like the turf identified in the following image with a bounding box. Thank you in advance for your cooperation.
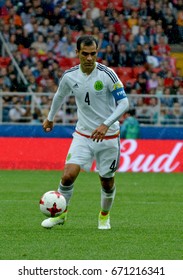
[0,170,182,260]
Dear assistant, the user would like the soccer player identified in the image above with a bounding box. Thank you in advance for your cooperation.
[42,35,129,229]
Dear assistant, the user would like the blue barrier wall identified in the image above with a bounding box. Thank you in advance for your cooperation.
[0,125,183,139]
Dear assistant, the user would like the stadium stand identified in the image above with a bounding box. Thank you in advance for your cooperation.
[0,0,182,126]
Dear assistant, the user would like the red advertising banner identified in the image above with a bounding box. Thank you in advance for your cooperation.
[0,138,183,172]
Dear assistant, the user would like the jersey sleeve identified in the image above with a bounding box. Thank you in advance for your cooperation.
[107,68,127,102]
[47,74,71,121]
[102,67,129,127]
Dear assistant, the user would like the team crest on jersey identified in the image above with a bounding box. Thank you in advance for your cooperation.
[113,82,122,90]
[94,80,104,91]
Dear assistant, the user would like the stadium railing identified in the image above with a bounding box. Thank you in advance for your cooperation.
[0,92,183,126]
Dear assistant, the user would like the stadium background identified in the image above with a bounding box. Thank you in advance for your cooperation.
[0,0,183,172]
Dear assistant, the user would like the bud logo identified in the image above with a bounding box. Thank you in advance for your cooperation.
[118,140,183,172]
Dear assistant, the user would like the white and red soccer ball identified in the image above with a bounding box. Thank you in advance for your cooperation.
[39,191,66,217]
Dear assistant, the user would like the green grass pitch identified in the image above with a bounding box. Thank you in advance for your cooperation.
[0,170,183,260]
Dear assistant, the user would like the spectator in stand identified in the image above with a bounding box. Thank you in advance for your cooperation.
[120,108,140,139]
[124,0,140,11]
[113,13,129,38]
[54,17,67,35]
[134,26,149,46]
[66,7,83,31]
[82,8,94,33]
[37,17,54,38]
[104,23,116,43]
[23,14,37,36]
[84,1,100,21]
[8,98,26,122]
[65,95,78,124]
[152,23,166,45]
[43,50,58,69]
[172,102,183,124]
[102,44,116,67]
[117,43,132,67]
[147,72,159,92]
[110,34,121,64]
[14,26,30,49]
[146,18,157,44]
[136,97,151,124]
[6,33,18,53]
[163,70,174,88]
[30,34,48,55]
[163,6,180,44]
[132,44,147,66]
[47,33,63,55]
[161,87,174,108]
[171,78,182,95]
[60,34,76,58]
[127,10,138,30]
[155,76,164,97]
[148,97,159,124]
[3,6,23,27]
[177,86,183,107]
[36,67,53,88]
[133,73,147,94]
[177,10,183,42]
[93,9,106,31]
[138,1,148,20]
[0,68,11,89]
[97,31,109,60]
[125,32,137,54]
[0,74,7,91]
[150,2,165,24]
[122,1,132,19]
[153,36,171,60]
[105,3,115,21]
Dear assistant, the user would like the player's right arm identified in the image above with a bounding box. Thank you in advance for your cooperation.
[43,75,70,132]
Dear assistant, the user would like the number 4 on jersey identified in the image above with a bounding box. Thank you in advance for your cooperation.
[85,92,90,105]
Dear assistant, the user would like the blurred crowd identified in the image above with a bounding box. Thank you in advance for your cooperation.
[0,0,183,125]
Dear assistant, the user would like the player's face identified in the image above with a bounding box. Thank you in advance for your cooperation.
[76,43,98,75]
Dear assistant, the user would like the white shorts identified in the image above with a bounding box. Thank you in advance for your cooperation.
[65,132,120,178]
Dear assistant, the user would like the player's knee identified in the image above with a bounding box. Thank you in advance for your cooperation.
[100,177,114,192]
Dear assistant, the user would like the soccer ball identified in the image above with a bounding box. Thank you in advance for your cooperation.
[39,191,66,217]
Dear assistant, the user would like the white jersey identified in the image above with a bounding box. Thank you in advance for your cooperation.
[48,62,128,136]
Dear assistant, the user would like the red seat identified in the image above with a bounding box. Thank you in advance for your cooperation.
[0,57,11,67]
[81,0,91,10]
[112,0,123,11]
[117,67,133,78]
[95,0,108,10]
[133,66,145,78]
[20,48,30,58]
[124,78,137,87]
[58,57,73,69]
[71,57,80,67]
[118,74,133,84]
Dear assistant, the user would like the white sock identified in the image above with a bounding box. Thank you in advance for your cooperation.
[58,182,74,207]
[101,185,116,213]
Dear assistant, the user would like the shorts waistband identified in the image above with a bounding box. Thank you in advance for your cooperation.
[75,130,120,140]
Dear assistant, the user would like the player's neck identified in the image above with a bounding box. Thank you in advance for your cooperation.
[80,64,96,75]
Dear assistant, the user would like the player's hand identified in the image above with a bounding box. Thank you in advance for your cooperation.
[43,119,53,132]
[91,123,109,142]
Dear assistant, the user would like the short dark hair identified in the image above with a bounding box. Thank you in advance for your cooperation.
[76,35,98,51]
